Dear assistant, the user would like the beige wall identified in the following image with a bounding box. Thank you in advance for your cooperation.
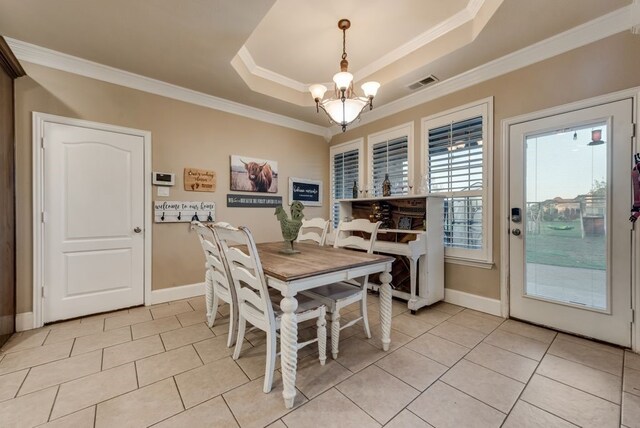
[330,32,640,300]
[15,63,329,314]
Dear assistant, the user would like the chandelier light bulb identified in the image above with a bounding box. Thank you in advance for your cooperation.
[309,84,327,101]
[333,72,353,91]
[361,81,380,98]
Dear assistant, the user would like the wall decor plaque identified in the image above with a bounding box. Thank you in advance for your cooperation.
[289,177,322,206]
[154,200,215,223]
[184,168,216,192]
[227,194,282,208]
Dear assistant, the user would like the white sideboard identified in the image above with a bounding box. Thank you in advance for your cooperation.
[338,195,444,312]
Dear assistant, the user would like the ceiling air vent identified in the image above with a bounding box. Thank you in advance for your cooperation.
[408,75,439,90]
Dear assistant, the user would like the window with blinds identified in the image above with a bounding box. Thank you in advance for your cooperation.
[367,123,413,198]
[371,137,409,197]
[331,147,360,227]
[423,99,492,264]
[428,116,483,250]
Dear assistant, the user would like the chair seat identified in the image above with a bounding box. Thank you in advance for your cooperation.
[303,282,361,302]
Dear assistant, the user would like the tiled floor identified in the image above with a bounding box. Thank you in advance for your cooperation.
[1,294,639,427]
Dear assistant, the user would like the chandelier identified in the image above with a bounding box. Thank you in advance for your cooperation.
[309,19,380,132]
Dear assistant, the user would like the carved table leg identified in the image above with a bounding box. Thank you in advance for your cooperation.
[379,270,393,352]
[279,294,298,409]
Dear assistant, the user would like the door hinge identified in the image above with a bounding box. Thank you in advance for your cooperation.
[41,136,45,149]
[41,286,45,299]
[631,308,635,324]
[41,212,47,223]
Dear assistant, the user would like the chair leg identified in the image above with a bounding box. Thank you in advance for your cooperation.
[331,311,340,359]
[360,291,372,339]
[226,299,236,348]
[205,270,216,328]
[232,315,246,360]
[263,330,277,393]
[210,292,219,329]
[317,306,327,366]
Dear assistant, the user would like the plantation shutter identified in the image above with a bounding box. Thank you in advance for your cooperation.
[428,116,484,250]
[332,148,359,227]
[371,136,409,197]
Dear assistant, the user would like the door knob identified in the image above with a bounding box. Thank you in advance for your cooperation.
[134,227,142,233]
[511,228,521,236]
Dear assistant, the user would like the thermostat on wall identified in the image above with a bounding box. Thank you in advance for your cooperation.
[152,172,175,186]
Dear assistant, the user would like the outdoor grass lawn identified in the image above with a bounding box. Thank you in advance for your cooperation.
[525,219,606,270]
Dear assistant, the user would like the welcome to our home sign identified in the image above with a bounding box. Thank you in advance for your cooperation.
[154,201,215,223]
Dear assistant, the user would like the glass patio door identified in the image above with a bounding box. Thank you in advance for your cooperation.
[509,99,634,347]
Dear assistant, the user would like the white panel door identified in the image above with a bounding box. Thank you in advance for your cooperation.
[509,99,634,346]
[43,123,145,322]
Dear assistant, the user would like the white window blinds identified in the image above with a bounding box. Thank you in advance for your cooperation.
[428,116,484,250]
[332,148,359,227]
[371,136,409,197]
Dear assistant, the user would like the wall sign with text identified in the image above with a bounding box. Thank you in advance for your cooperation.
[184,168,216,192]
[154,201,215,223]
[226,194,282,208]
[289,177,322,206]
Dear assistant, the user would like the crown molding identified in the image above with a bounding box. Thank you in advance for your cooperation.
[7,38,329,139]
[0,36,25,79]
[237,46,309,93]
[353,0,484,82]
[331,1,640,136]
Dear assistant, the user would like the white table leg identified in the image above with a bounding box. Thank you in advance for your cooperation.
[379,269,392,352]
[279,293,298,409]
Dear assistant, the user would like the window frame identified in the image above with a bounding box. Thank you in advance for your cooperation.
[421,97,494,267]
[366,122,414,197]
[329,138,364,228]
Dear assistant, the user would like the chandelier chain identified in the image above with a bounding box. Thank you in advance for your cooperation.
[342,27,347,61]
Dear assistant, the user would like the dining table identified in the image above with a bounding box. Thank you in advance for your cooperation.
[256,241,395,408]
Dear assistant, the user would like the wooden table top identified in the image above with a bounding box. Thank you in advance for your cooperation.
[256,242,394,282]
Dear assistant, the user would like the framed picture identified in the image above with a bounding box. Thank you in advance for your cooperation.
[230,155,278,193]
[289,177,322,206]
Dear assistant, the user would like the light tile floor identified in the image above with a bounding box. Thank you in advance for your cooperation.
[1,294,638,427]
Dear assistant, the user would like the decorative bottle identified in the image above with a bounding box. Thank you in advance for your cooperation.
[382,173,391,197]
[352,180,358,199]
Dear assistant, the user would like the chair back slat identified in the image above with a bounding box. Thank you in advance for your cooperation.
[192,220,236,298]
[212,224,275,326]
[296,217,329,246]
[334,219,381,253]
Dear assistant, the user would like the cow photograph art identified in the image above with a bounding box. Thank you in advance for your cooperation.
[230,155,278,193]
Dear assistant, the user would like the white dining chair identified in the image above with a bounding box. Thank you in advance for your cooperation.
[212,223,327,393]
[192,221,237,348]
[302,218,381,359]
[296,217,330,246]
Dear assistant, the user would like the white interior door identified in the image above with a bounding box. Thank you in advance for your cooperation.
[43,122,145,322]
[509,99,634,347]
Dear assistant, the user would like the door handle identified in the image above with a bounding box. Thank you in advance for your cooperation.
[511,228,521,236]
[133,227,142,233]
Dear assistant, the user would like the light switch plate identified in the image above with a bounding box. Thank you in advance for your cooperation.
[157,187,170,197]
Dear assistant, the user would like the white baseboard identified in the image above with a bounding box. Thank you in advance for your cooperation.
[444,288,502,317]
[15,312,35,332]
[149,282,205,305]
